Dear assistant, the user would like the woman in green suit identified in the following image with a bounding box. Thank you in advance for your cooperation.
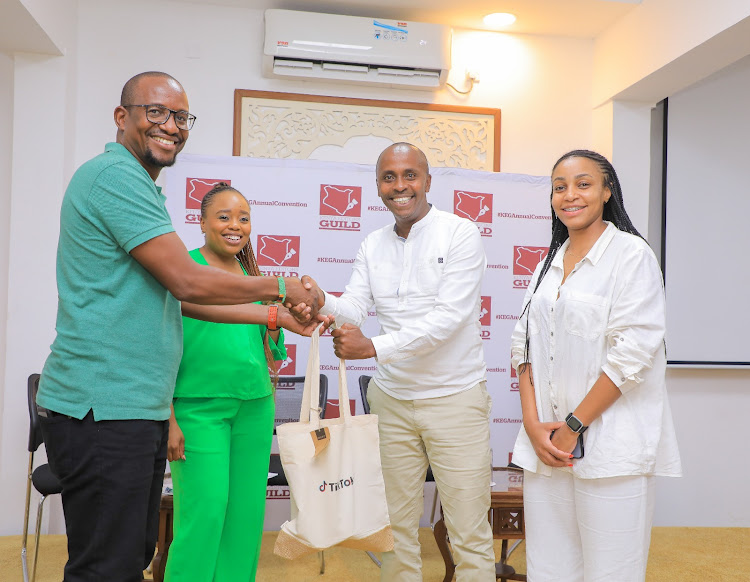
[165,182,296,581]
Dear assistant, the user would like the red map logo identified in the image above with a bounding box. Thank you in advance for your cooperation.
[276,344,296,376]
[185,178,230,209]
[324,399,357,418]
[510,365,519,392]
[479,296,491,326]
[320,185,362,217]
[257,235,300,267]
[454,191,493,223]
[513,246,549,276]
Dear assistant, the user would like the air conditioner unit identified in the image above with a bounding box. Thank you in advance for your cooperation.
[263,9,451,90]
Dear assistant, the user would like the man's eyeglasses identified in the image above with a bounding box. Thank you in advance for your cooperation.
[122,104,197,131]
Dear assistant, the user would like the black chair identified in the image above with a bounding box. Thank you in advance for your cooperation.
[22,373,63,582]
[268,374,328,573]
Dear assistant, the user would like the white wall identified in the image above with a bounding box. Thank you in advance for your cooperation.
[0,52,74,537]
[594,0,750,105]
[2,0,749,536]
[0,52,13,434]
[440,30,593,176]
[20,0,76,54]
[611,100,652,235]
[0,0,77,538]
[657,369,750,526]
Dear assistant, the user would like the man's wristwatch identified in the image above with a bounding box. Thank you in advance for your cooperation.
[565,413,588,434]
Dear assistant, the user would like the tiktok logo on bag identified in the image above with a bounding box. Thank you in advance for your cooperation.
[319,477,354,492]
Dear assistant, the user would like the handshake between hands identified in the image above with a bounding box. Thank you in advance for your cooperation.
[281,275,375,360]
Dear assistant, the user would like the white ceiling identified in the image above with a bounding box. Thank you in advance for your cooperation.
[170,0,642,38]
[0,1,63,55]
[0,0,642,56]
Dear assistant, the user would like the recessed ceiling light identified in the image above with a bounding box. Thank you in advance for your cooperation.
[483,12,517,29]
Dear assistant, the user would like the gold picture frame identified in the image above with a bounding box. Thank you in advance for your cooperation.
[233,90,501,172]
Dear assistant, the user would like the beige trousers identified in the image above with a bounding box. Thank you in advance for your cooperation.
[367,381,496,582]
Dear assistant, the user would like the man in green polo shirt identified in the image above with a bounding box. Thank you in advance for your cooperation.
[36,71,322,582]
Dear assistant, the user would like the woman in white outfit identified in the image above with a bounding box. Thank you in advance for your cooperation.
[511,150,681,582]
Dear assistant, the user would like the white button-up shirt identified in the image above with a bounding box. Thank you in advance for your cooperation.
[511,222,682,478]
[322,206,487,400]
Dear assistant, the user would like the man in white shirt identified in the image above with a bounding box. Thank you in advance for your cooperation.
[324,143,496,581]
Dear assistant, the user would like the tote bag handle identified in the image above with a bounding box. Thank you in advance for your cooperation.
[299,324,352,427]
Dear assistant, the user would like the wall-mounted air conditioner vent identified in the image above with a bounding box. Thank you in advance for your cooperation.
[263,9,451,90]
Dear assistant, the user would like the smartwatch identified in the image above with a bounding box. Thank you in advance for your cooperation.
[565,413,588,434]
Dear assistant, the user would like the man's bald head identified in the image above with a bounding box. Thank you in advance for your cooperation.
[120,72,183,106]
[376,142,429,176]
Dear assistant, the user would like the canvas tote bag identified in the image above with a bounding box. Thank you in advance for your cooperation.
[273,325,394,559]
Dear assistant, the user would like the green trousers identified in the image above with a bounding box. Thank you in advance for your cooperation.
[165,395,274,582]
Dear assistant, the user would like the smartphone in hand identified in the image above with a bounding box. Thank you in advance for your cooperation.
[550,430,584,459]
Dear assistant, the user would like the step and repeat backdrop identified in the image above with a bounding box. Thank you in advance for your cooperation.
[163,154,551,527]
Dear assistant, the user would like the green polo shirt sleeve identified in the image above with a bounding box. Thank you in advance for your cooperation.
[88,151,175,252]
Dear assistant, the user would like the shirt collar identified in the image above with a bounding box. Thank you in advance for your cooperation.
[586,222,617,264]
[552,221,617,268]
[104,142,161,193]
[392,204,436,240]
[105,142,131,157]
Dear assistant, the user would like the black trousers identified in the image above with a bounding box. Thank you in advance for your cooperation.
[40,409,168,582]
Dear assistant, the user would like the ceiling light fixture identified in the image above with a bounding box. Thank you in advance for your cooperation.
[483,12,516,29]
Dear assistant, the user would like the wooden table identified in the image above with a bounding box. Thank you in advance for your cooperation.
[433,467,526,582]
